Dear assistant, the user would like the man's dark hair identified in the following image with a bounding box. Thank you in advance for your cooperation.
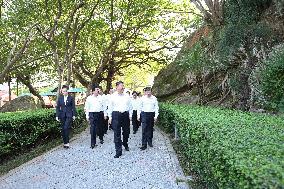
[132,91,138,95]
[116,81,124,86]
[144,87,151,91]
[92,84,100,91]
[62,85,69,90]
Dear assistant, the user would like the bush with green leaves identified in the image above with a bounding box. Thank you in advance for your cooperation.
[157,103,284,188]
[260,45,284,112]
[0,108,86,161]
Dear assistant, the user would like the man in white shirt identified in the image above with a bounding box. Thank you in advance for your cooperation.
[85,84,107,148]
[138,87,159,150]
[131,91,141,134]
[108,81,132,158]
[99,86,109,135]
[105,88,114,130]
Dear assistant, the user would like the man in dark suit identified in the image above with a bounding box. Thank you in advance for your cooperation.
[56,85,76,148]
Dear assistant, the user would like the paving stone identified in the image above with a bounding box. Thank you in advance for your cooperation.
[0,127,189,189]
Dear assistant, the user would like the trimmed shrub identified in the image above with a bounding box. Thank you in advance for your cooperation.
[0,108,86,161]
[157,103,284,188]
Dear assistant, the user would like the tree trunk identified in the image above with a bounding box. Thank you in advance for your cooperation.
[66,61,72,86]
[54,48,63,100]
[8,77,11,101]
[105,59,115,93]
[0,0,3,18]
[235,70,251,111]
[16,78,19,96]
[234,42,256,111]
[17,75,45,107]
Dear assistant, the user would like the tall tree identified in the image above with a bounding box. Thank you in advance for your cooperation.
[73,0,189,91]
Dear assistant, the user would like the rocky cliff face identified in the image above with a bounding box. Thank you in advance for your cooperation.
[152,26,210,99]
[153,3,284,111]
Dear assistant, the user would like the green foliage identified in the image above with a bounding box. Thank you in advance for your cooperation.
[216,0,272,59]
[156,104,175,133]
[1,0,193,88]
[224,0,271,24]
[116,63,165,91]
[157,103,284,188]
[0,108,86,161]
[275,0,284,15]
[260,46,284,111]
[177,41,213,72]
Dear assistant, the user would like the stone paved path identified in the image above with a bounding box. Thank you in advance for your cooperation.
[0,127,188,189]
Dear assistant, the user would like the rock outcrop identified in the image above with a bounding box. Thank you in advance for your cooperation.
[0,95,41,113]
[153,3,284,110]
[152,26,212,102]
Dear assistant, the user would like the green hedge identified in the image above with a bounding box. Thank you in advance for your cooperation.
[157,103,284,189]
[0,108,86,161]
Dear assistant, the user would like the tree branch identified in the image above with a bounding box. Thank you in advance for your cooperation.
[0,24,37,83]
[162,9,203,17]
[11,53,53,71]
[48,0,62,40]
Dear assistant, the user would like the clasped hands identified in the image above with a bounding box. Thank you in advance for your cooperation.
[56,116,76,122]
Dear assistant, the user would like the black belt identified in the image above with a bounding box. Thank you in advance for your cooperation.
[113,111,128,113]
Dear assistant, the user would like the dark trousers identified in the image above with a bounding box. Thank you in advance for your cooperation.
[89,112,104,145]
[104,117,108,134]
[139,113,142,126]
[141,112,155,146]
[132,110,139,132]
[60,117,72,144]
[112,111,130,154]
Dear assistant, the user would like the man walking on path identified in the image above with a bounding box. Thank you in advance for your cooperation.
[56,85,76,149]
[131,91,141,134]
[85,84,107,148]
[99,86,109,135]
[108,81,132,158]
[138,87,159,150]
[105,88,114,130]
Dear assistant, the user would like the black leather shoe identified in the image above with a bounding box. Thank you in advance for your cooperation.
[140,146,147,150]
[148,143,153,147]
[123,143,129,151]
[100,140,104,144]
[114,152,122,158]
[91,144,97,149]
